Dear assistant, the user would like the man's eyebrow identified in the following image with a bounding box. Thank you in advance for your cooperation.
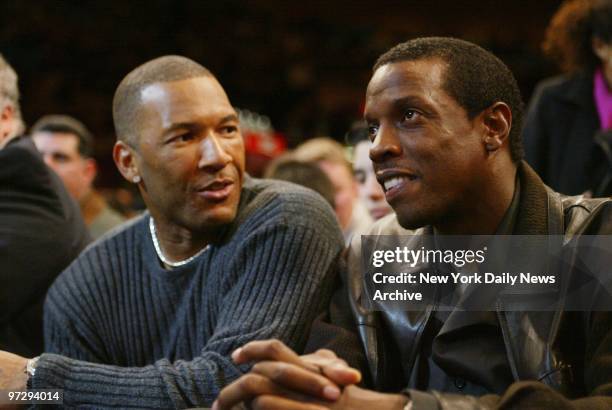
[391,95,430,108]
[51,151,70,159]
[163,122,195,134]
[364,95,433,121]
[162,114,239,135]
[219,114,239,124]
[391,95,437,117]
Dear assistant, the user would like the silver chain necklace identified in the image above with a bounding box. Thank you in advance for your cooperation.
[149,217,209,268]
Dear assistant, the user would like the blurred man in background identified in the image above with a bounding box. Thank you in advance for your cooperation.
[31,115,126,239]
[0,55,89,357]
[265,156,336,209]
[293,137,373,243]
[346,120,393,220]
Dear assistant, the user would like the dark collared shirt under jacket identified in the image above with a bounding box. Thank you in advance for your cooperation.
[407,177,520,396]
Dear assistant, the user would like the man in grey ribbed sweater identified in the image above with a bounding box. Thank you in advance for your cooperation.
[0,56,344,408]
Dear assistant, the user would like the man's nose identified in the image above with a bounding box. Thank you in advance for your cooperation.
[198,134,232,171]
[369,124,402,164]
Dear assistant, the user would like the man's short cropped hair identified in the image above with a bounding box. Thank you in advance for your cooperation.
[374,37,525,162]
[293,137,352,173]
[265,158,336,209]
[31,115,94,158]
[112,55,213,146]
[0,53,25,136]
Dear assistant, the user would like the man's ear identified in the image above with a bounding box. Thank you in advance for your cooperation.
[113,140,141,185]
[83,158,98,186]
[481,102,512,154]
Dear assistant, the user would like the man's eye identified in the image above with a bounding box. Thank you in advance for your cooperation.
[367,124,379,140]
[354,170,366,184]
[52,154,70,163]
[176,133,194,142]
[403,110,418,121]
[220,126,238,135]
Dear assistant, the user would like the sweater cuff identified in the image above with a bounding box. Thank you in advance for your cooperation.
[31,353,170,408]
[31,354,70,390]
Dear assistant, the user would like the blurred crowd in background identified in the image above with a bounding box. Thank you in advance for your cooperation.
[2,0,611,241]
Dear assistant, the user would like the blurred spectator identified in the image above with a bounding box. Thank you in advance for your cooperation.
[238,109,287,177]
[523,0,612,196]
[293,137,373,243]
[102,186,145,219]
[346,120,393,220]
[31,115,126,238]
[265,155,336,209]
[0,55,89,356]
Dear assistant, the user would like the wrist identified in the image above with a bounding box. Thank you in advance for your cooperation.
[397,394,411,410]
[371,390,410,410]
[25,356,40,389]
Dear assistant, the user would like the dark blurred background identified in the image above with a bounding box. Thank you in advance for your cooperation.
[0,0,562,187]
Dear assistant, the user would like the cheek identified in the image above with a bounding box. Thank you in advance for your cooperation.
[140,158,190,196]
[358,184,368,200]
[426,146,484,201]
[224,138,246,176]
[63,165,86,183]
[336,189,353,207]
[225,142,245,182]
[366,178,385,201]
[51,164,71,178]
[400,130,438,162]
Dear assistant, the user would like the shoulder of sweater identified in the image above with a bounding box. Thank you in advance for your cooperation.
[238,177,341,232]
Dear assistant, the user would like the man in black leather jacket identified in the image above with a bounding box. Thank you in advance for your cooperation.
[214,37,612,410]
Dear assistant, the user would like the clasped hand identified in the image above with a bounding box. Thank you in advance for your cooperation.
[213,340,408,410]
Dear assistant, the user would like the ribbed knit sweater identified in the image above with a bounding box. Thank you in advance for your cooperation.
[33,178,344,409]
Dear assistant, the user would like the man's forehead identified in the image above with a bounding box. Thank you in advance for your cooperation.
[33,131,79,148]
[366,58,447,100]
[138,76,234,127]
[140,76,229,107]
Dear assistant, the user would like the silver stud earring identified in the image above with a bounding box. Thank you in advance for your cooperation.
[133,175,141,184]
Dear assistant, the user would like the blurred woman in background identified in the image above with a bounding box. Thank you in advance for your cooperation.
[523,0,612,197]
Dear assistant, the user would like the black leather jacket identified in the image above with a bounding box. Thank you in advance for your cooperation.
[307,163,612,409]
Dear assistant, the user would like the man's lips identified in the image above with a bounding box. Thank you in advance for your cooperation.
[376,169,420,202]
[196,178,235,201]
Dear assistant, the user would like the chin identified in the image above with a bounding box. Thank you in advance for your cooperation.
[201,205,239,227]
[394,206,431,231]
